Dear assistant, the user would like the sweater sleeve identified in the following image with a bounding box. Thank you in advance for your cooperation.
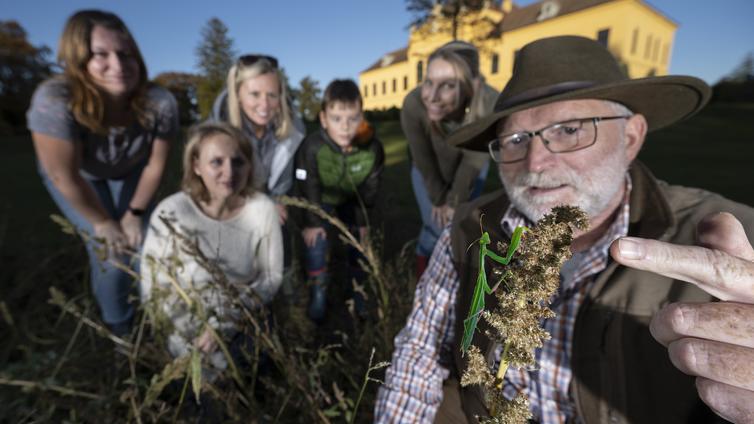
[139,203,174,304]
[402,89,449,206]
[354,137,385,227]
[445,149,489,207]
[294,134,325,228]
[248,197,284,305]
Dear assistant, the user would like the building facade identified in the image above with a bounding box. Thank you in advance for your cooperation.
[360,0,677,110]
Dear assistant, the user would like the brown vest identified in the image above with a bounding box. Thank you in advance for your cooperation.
[448,162,748,423]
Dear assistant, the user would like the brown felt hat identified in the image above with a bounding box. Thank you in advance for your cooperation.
[449,35,711,151]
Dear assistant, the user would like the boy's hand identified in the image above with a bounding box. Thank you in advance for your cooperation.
[303,227,326,247]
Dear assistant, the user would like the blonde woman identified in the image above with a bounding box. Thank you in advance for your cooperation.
[27,10,178,335]
[402,41,497,276]
[141,122,282,378]
[211,54,305,223]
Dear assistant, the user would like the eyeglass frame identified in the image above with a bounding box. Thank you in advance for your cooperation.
[237,54,279,69]
[487,115,632,164]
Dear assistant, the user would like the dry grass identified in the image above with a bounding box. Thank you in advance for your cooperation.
[0,199,415,423]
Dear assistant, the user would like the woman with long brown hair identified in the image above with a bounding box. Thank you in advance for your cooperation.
[26,10,178,335]
[402,41,497,277]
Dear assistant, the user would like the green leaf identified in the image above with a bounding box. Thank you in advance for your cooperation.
[190,350,202,404]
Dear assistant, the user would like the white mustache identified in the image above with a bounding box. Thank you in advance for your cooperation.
[512,169,580,189]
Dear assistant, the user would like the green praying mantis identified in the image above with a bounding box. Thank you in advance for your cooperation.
[461,224,529,354]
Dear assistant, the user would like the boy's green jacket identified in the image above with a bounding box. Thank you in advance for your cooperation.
[294,128,384,228]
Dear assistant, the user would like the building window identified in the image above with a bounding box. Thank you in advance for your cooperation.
[652,38,660,62]
[417,60,423,83]
[373,83,377,96]
[597,29,610,47]
[662,43,670,64]
[363,85,368,98]
[631,28,639,55]
[404,76,408,90]
[491,53,499,74]
[393,78,397,93]
[645,34,652,59]
[382,81,386,94]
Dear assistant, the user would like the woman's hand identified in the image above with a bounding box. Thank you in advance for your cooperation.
[194,326,218,354]
[275,202,288,225]
[303,227,326,247]
[431,204,454,228]
[120,210,143,249]
[93,219,128,256]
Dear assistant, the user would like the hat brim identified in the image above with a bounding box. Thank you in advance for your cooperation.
[449,75,711,151]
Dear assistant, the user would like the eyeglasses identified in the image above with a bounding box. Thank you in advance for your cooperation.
[487,115,631,163]
[237,54,278,69]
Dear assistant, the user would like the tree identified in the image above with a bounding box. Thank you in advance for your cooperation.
[406,0,488,41]
[297,76,321,122]
[712,52,754,103]
[723,52,754,83]
[153,72,200,126]
[0,20,52,134]
[195,18,236,119]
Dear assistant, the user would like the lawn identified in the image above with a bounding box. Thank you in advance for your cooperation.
[0,101,751,422]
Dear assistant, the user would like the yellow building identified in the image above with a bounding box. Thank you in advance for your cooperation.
[360,0,677,110]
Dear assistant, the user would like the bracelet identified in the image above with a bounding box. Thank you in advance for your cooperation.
[128,206,145,216]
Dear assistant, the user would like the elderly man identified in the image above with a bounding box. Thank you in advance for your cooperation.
[375,35,754,424]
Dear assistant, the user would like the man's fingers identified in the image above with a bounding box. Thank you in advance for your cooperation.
[697,213,754,261]
[650,302,754,348]
[668,338,754,392]
[610,237,754,303]
[696,378,754,424]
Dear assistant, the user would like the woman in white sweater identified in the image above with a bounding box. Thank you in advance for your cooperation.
[140,122,282,378]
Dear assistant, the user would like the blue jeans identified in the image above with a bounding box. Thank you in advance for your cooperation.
[303,203,365,283]
[411,162,489,257]
[39,164,149,329]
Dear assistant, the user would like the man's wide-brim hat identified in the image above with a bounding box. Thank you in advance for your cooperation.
[450,35,711,151]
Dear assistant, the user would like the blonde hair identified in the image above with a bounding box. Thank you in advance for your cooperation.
[182,122,256,204]
[427,47,493,135]
[225,58,293,140]
[57,9,150,134]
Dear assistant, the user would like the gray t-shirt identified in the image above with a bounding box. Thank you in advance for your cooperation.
[27,77,179,179]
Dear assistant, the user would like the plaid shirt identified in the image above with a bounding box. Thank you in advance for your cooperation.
[375,179,631,423]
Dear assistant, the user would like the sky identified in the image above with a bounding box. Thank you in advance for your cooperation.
[4,0,753,88]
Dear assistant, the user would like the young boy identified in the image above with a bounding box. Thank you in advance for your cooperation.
[294,79,384,322]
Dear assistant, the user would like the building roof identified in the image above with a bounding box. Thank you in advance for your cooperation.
[361,0,676,75]
[362,46,409,73]
[499,0,613,33]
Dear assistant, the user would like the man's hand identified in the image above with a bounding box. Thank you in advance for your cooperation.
[303,227,326,248]
[610,212,754,423]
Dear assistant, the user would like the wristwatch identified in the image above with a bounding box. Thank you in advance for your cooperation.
[128,206,145,216]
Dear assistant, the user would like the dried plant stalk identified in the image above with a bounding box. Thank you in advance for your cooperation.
[461,205,588,424]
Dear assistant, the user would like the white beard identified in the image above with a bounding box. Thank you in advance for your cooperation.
[500,144,629,223]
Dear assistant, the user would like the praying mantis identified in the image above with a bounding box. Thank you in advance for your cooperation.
[461,224,528,354]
